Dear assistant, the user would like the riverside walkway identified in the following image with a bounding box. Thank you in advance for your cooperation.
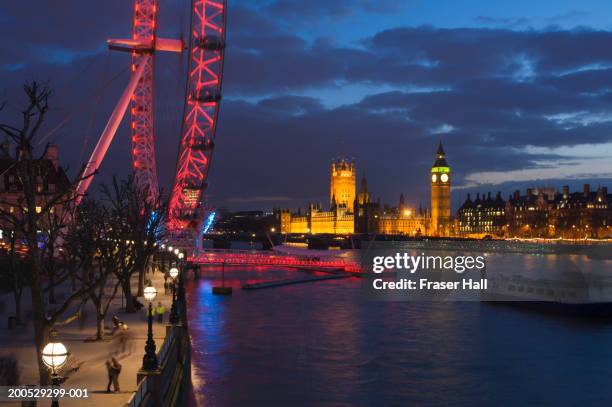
[0,270,173,407]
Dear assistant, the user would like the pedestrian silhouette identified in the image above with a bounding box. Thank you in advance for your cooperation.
[105,357,122,392]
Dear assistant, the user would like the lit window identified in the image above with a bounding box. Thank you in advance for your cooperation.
[35,206,42,214]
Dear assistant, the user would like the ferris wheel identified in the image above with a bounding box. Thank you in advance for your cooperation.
[75,0,227,236]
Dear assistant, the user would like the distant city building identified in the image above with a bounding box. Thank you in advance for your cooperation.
[273,140,611,239]
[330,159,356,212]
[353,174,380,235]
[276,144,445,236]
[457,192,506,238]
[376,196,429,236]
[0,142,70,221]
[457,185,611,238]
[506,187,555,238]
[277,159,356,235]
[214,210,276,235]
[507,184,611,238]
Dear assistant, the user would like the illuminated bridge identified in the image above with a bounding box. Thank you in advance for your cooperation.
[189,249,363,273]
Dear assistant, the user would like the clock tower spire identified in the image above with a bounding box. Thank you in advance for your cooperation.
[430,140,451,236]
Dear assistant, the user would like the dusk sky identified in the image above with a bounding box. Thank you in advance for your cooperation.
[1,0,612,211]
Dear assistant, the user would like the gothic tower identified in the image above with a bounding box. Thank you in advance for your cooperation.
[330,158,356,212]
[430,141,451,236]
[357,173,369,205]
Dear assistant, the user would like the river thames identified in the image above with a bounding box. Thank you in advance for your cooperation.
[186,259,612,407]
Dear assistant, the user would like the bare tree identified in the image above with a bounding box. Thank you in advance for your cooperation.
[101,175,166,313]
[64,200,118,341]
[0,230,28,325]
[0,82,94,385]
[39,196,75,305]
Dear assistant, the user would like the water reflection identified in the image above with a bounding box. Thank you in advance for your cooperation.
[187,264,612,406]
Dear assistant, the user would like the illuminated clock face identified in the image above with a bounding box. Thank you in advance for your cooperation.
[441,173,449,183]
[431,174,437,182]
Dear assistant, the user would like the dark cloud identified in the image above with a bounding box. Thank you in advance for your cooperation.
[267,0,403,20]
[545,10,589,23]
[0,1,130,66]
[473,16,531,28]
[257,96,323,114]
[541,68,612,94]
[1,2,611,210]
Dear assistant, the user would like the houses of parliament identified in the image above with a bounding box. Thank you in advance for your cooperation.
[271,139,611,239]
[276,142,452,237]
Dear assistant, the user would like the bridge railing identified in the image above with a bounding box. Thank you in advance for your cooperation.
[190,249,363,272]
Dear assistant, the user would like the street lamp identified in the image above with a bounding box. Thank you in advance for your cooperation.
[169,267,180,324]
[142,285,158,371]
[167,246,175,267]
[42,333,68,407]
[178,252,184,260]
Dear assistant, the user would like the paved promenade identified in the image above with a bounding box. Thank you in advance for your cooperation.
[0,269,174,407]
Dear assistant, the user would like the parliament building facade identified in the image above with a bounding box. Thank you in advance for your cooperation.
[275,142,451,237]
[275,141,611,239]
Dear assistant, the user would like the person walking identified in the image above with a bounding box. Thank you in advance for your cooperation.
[106,359,113,392]
[116,323,130,354]
[111,357,122,392]
[156,301,166,323]
[105,357,122,393]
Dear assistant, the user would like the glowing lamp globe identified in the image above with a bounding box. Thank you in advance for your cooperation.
[169,267,179,279]
[144,286,157,302]
[168,246,173,252]
[42,341,68,373]
[174,248,179,255]
[178,252,184,260]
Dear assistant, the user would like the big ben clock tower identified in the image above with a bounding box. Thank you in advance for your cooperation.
[430,141,451,236]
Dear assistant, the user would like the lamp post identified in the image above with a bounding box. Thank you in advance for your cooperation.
[42,332,68,407]
[173,248,180,267]
[142,285,158,371]
[169,267,180,324]
[160,244,167,270]
[176,253,187,310]
[168,246,174,267]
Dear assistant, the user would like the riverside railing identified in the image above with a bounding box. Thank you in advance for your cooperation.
[126,375,149,407]
[125,283,190,407]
